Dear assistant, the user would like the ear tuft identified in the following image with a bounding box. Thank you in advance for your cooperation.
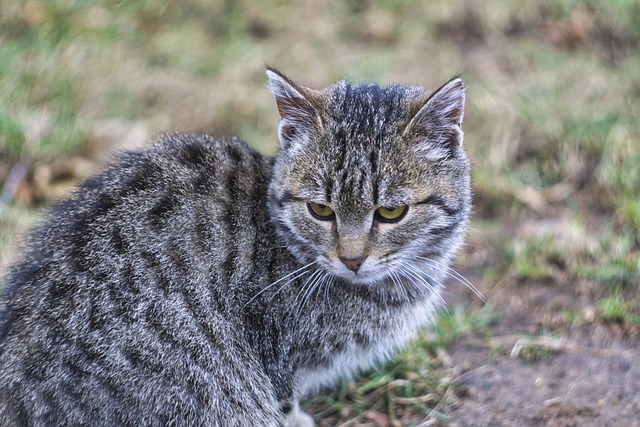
[405,77,466,151]
[266,67,319,149]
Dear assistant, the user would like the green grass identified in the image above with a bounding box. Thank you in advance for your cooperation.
[1,0,639,424]
[304,306,500,425]
[0,107,26,159]
[425,305,502,350]
[598,287,640,326]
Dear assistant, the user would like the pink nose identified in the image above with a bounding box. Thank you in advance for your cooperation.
[340,256,365,272]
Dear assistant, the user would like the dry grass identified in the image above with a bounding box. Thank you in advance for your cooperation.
[1,0,639,424]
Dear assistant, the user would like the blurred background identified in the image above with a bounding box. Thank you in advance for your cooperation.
[1,1,638,425]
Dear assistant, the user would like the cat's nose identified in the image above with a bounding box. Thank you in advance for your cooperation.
[339,256,366,272]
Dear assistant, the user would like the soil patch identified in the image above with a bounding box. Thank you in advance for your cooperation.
[442,279,640,427]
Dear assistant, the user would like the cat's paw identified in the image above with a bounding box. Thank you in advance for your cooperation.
[284,406,314,427]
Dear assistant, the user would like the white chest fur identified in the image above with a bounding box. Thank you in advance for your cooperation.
[294,296,439,398]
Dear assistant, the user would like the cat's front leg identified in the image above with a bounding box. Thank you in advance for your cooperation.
[283,400,314,427]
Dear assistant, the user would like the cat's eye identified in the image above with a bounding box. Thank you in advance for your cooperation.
[307,202,335,221]
[375,205,408,223]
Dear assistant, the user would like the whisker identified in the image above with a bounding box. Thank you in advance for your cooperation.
[312,272,333,317]
[396,268,425,300]
[293,269,323,319]
[388,271,402,289]
[402,264,447,307]
[407,267,451,318]
[321,274,335,311]
[417,256,486,302]
[243,261,317,308]
[312,271,328,306]
[306,271,328,307]
[391,270,410,302]
[268,269,315,303]
[294,270,322,317]
[466,225,482,234]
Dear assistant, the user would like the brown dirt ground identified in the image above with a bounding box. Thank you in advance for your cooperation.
[2,4,638,425]
[440,274,640,427]
[4,91,638,427]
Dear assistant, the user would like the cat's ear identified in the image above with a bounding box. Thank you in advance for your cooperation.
[266,67,320,150]
[404,77,465,153]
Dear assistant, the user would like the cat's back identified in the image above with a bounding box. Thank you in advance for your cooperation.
[0,133,273,331]
[0,134,282,426]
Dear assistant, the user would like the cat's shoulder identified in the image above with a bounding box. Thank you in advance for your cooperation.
[80,133,269,194]
[129,133,267,171]
[30,134,270,234]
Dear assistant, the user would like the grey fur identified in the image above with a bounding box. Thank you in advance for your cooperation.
[0,69,471,426]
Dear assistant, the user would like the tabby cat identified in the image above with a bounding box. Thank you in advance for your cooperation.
[0,68,471,426]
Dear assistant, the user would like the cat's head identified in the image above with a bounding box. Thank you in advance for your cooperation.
[267,68,471,287]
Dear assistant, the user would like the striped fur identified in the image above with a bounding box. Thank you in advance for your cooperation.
[0,70,471,426]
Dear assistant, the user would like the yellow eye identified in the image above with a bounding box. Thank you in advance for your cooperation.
[307,202,335,221]
[375,205,408,223]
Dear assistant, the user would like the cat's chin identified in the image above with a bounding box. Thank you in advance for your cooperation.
[334,270,388,286]
[322,258,390,286]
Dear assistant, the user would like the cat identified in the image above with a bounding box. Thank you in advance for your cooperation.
[0,67,471,426]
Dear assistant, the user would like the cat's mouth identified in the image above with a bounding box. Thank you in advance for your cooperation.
[326,257,388,285]
[344,271,387,285]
